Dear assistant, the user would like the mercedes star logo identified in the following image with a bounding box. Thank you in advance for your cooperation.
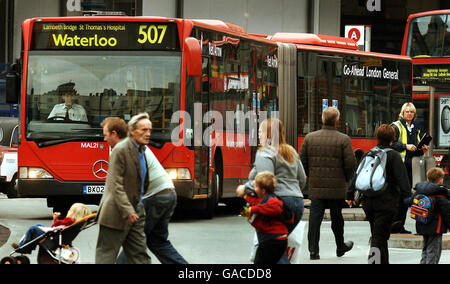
[92,160,108,179]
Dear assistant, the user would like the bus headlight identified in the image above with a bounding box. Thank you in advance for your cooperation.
[165,168,191,180]
[19,167,54,179]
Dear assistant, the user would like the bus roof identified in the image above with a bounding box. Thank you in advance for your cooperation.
[268,33,359,50]
[407,9,450,22]
[264,32,411,62]
[191,19,247,34]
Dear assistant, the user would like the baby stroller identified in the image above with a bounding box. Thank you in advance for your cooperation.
[1,213,97,264]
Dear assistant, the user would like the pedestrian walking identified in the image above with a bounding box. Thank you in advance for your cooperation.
[95,113,152,264]
[101,117,128,148]
[139,131,188,264]
[391,102,428,233]
[237,118,306,263]
[406,167,450,264]
[237,171,289,264]
[347,124,411,264]
[101,116,187,264]
[300,107,356,260]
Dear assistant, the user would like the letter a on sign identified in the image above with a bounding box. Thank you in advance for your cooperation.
[366,0,381,12]
[349,29,360,42]
[67,0,81,12]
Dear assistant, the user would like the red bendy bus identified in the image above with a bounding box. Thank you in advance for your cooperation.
[7,15,280,217]
[401,9,450,166]
[267,33,413,153]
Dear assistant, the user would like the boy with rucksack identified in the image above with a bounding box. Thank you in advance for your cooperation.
[407,167,450,264]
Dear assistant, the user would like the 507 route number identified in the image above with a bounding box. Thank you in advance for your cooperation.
[137,25,167,44]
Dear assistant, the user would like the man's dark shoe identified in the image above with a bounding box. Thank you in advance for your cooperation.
[310,253,320,260]
[336,241,354,257]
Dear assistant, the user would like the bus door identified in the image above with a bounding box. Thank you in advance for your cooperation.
[193,56,210,194]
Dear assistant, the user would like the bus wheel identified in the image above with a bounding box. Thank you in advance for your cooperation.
[205,170,220,219]
[48,198,71,217]
[5,176,18,198]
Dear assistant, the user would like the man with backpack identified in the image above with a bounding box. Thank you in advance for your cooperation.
[406,167,450,264]
[346,124,411,264]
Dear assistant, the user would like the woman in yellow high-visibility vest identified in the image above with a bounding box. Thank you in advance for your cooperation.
[390,102,428,234]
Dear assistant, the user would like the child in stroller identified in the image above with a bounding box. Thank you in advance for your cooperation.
[12,203,92,252]
[1,203,95,264]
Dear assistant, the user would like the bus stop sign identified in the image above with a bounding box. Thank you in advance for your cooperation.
[345,25,371,52]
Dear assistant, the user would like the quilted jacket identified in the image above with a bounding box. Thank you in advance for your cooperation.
[299,125,356,199]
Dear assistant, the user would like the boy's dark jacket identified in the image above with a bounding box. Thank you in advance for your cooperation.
[406,181,450,235]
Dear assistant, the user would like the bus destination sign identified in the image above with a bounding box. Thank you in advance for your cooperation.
[415,65,450,80]
[31,22,180,51]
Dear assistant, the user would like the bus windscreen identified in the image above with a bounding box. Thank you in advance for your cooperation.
[25,52,181,144]
[407,14,450,58]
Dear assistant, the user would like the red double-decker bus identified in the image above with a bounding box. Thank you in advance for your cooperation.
[7,15,280,217]
[267,33,413,153]
[401,9,450,166]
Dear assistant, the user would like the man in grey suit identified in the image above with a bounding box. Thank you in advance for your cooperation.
[95,113,152,264]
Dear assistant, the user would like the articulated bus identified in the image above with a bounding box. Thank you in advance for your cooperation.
[9,15,413,217]
[8,15,281,217]
[268,33,413,153]
[402,9,450,166]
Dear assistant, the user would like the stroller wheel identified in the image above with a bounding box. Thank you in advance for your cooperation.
[1,256,17,264]
[15,256,30,264]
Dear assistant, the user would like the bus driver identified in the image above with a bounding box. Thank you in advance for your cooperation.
[48,82,88,122]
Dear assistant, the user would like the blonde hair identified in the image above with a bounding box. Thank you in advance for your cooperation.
[259,118,297,164]
[427,167,445,184]
[255,171,277,195]
[399,102,417,121]
[67,203,92,221]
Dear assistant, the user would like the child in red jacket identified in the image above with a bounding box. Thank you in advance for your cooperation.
[12,203,92,253]
[237,171,288,264]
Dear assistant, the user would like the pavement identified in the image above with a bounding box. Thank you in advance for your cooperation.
[0,196,447,254]
[301,200,450,250]
[0,225,10,249]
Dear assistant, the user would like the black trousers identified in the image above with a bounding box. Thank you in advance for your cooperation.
[363,194,398,264]
[392,160,412,228]
[308,199,345,254]
[254,238,288,265]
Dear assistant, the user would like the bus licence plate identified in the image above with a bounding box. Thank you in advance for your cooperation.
[83,185,105,194]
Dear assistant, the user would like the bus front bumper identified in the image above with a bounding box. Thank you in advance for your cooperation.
[18,179,105,198]
[18,178,200,201]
